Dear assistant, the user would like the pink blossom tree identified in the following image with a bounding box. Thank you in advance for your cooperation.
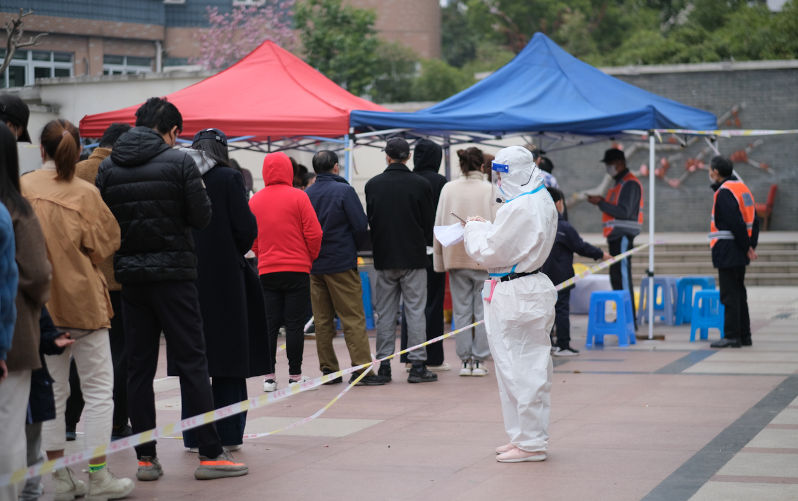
[192,2,297,71]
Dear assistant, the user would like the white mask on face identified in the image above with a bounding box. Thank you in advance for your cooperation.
[605,165,617,177]
[708,170,715,183]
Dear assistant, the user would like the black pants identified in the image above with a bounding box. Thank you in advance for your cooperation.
[554,288,572,349]
[400,259,445,366]
[65,290,128,431]
[122,281,222,459]
[609,236,637,329]
[260,272,310,376]
[718,266,751,343]
[182,376,247,448]
[65,359,83,430]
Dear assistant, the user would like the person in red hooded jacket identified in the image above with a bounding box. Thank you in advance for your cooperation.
[249,152,322,392]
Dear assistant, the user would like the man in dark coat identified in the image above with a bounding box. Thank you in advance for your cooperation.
[400,139,448,369]
[365,137,437,384]
[707,156,759,348]
[178,128,269,450]
[306,150,387,386]
[96,97,248,480]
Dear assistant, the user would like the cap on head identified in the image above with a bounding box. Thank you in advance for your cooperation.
[192,128,227,146]
[601,148,625,164]
[0,94,31,142]
[384,137,410,161]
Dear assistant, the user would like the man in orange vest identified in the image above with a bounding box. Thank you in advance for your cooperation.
[588,148,643,329]
[707,156,759,348]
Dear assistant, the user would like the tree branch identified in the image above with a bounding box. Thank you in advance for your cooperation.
[1,8,46,76]
[16,32,48,48]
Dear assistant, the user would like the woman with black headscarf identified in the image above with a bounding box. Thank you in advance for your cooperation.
[178,128,269,452]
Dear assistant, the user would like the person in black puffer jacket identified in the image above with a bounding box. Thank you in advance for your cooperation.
[96,97,248,482]
[400,138,448,369]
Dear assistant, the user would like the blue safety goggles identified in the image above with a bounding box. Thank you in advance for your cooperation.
[491,161,509,173]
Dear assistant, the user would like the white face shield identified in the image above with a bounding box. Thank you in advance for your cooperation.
[491,146,539,203]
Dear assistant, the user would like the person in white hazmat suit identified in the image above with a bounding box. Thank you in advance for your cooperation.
[463,145,557,463]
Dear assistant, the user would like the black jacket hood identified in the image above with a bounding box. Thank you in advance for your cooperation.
[413,139,442,173]
[110,126,172,167]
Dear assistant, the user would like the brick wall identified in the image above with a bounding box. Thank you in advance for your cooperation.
[546,65,798,233]
[347,0,441,59]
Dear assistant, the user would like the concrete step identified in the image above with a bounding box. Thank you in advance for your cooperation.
[574,238,798,285]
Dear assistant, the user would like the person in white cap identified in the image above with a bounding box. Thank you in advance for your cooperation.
[463,145,557,463]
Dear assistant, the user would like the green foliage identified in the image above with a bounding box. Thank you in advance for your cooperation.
[441,2,478,67]
[370,42,419,103]
[446,0,798,66]
[294,0,378,96]
[411,59,474,101]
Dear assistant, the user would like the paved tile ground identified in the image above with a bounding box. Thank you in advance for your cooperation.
[51,286,798,501]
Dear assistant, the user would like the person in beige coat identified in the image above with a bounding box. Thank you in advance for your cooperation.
[433,147,495,377]
[21,119,133,500]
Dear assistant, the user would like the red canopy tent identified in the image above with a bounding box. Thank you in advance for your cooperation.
[79,40,388,142]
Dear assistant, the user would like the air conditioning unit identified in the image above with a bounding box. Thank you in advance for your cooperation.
[163,0,186,5]
[233,0,266,5]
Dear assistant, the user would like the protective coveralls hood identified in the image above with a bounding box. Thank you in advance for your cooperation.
[462,162,557,453]
[491,146,542,203]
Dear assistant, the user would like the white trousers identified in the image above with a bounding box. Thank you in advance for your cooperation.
[0,369,31,501]
[483,274,556,452]
[42,329,113,456]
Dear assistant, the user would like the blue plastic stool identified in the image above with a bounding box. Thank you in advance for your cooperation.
[675,276,716,325]
[637,276,678,326]
[690,290,725,341]
[359,271,375,330]
[586,291,636,348]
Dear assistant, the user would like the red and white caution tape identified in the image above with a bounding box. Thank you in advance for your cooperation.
[0,242,655,488]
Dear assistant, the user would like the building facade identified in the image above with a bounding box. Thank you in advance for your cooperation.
[0,0,441,87]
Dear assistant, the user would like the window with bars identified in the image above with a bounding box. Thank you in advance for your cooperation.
[102,55,153,75]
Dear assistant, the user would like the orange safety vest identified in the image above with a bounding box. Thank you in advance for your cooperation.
[602,172,644,237]
[709,180,755,248]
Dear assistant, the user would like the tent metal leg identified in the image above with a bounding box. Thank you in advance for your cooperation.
[648,133,655,340]
[344,130,352,183]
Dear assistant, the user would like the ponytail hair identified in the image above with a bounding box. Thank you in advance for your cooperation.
[456,147,484,175]
[40,119,81,181]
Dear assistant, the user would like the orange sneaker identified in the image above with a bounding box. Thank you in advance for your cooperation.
[136,456,163,481]
[195,451,248,480]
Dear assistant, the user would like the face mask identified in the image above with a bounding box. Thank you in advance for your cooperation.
[605,165,616,177]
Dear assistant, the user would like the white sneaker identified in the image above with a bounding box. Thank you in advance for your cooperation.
[263,378,277,392]
[459,360,472,376]
[87,467,135,500]
[471,360,489,376]
[552,346,579,357]
[288,375,318,390]
[186,447,198,453]
[427,362,451,372]
[53,467,87,501]
[224,444,242,452]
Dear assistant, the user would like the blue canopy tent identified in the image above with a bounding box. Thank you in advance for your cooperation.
[350,33,719,341]
[350,32,717,136]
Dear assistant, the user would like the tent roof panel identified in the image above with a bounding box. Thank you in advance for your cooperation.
[350,33,716,135]
[79,41,387,140]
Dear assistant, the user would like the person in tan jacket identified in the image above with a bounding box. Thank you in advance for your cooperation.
[433,147,495,377]
[70,122,132,440]
[21,119,133,500]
